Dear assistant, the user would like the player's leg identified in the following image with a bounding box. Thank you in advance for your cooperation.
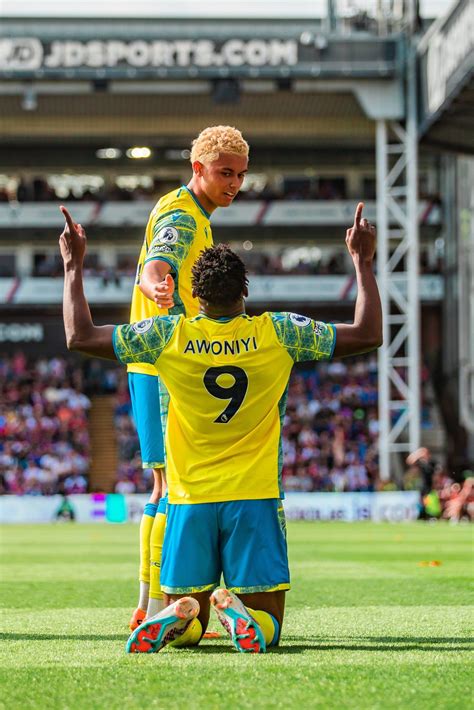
[126,596,200,654]
[126,502,219,653]
[145,490,167,618]
[161,591,211,648]
[128,372,166,630]
[126,591,210,656]
[130,468,163,629]
[210,588,284,652]
[160,502,219,637]
[163,591,211,635]
[143,381,171,619]
[211,499,290,653]
[238,589,285,644]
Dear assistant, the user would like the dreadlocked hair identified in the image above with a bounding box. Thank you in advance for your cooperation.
[191,244,248,306]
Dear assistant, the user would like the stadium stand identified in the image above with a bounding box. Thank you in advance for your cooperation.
[1,174,352,203]
[106,353,441,496]
[0,353,91,496]
[0,1,472,512]
[0,346,468,522]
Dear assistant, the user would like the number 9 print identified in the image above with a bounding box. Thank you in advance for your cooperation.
[203,366,248,423]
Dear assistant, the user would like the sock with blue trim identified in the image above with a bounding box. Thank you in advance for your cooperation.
[246,608,280,647]
[146,497,167,618]
[169,618,203,648]
[137,502,158,610]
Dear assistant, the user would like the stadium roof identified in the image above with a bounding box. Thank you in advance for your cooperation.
[0,88,377,148]
[418,0,474,153]
[0,17,404,151]
[0,0,454,19]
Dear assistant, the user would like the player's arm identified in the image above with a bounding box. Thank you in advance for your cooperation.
[59,206,117,360]
[333,202,383,357]
[139,261,175,309]
[139,211,197,308]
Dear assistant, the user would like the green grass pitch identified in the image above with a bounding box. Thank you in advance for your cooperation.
[1,521,472,709]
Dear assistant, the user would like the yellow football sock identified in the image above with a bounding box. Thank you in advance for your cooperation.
[149,509,166,601]
[139,503,158,585]
[247,608,279,646]
[169,618,203,648]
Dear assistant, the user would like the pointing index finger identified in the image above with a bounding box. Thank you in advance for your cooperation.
[354,201,364,228]
[60,205,76,233]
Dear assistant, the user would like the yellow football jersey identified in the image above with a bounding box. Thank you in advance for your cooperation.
[114,311,336,504]
[128,185,213,376]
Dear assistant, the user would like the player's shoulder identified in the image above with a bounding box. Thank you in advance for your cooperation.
[156,314,183,326]
[264,311,313,342]
[150,187,194,217]
[266,311,313,327]
[138,314,183,350]
[262,311,292,327]
[239,311,286,336]
[150,187,198,232]
[128,314,182,336]
[160,186,202,213]
[232,312,279,324]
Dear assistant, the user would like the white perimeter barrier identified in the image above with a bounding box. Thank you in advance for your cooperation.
[0,491,420,524]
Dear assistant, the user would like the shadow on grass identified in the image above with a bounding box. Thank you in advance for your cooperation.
[172,640,472,654]
[358,636,473,645]
[0,633,125,642]
[2,633,471,654]
[279,636,473,653]
[172,644,233,654]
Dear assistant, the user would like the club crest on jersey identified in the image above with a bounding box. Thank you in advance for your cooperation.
[132,318,154,334]
[157,226,179,245]
[289,313,311,327]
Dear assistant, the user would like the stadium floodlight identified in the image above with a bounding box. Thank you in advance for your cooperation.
[96,148,122,160]
[126,147,152,159]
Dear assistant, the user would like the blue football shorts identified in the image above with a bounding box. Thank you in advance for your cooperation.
[160,498,290,595]
[127,372,165,469]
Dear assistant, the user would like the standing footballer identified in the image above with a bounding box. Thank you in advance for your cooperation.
[127,126,249,628]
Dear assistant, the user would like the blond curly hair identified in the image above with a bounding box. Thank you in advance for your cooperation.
[190,125,249,165]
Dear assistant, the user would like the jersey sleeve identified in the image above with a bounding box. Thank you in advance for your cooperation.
[145,209,197,274]
[113,315,180,367]
[270,312,336,363]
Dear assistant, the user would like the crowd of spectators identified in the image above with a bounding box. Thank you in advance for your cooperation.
[111,355,434,496]
[0,175,351,204]
[27,246,440,281]
[281,358,380,492]
[2,351,450,507]
[28,250,349,281]
[113,370,155,495]
[237,250,348,276]
[0,352,91,496]
[403,447,474,521]
[113,353,454,502]
[0,175,443,212]
[0,177,152,203]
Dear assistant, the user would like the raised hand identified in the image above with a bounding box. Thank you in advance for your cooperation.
[345,202,376,264]
[59,206,87,268]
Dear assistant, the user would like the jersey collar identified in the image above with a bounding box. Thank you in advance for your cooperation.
[182,185,211,220]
